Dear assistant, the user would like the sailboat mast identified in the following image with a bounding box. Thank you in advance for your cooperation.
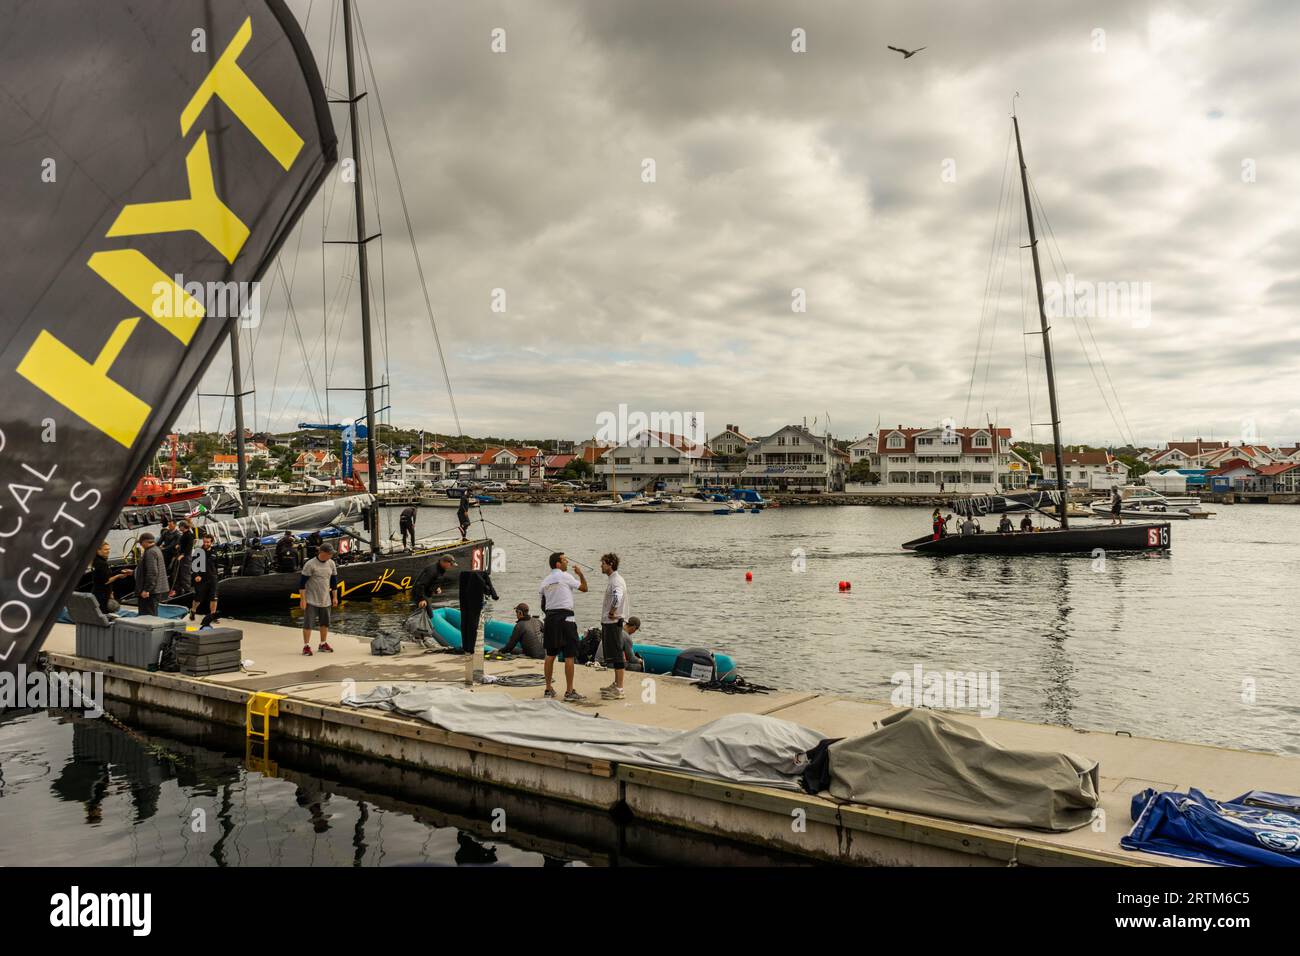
[343,0,382,553]
[1012,113,1068,529]
[228,323,250,516]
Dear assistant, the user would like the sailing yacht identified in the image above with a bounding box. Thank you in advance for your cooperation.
[903,108,1170,556]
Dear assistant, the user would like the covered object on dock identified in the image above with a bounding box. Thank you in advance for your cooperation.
[799,708,1101,832]
[344,683,824,790]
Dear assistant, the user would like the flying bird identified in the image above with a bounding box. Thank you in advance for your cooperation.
[887,45,926,59]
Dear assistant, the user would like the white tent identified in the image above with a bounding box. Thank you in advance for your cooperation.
[1145,470,1188,493]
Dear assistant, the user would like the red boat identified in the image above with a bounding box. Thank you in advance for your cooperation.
[126,475,207,508]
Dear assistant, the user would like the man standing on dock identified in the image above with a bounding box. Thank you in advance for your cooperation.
[399,506,417,550]
[134,532,167,617]
[539,552,587,701]
[299,542,339,655]
[599,553,629,700]
[189,532,220,627]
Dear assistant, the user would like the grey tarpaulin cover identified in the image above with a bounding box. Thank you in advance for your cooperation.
[343,684,825,790]
[810,708,1100,831]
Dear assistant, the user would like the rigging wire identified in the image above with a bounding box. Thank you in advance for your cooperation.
[1027,172,1136,448]
[964,123,1015,427]
[356,9,464,435]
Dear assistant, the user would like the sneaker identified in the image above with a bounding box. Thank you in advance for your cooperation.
[601,686,625,700]
[563,689,586,702]
[318,642,334,653]
[543,688,557,699]
[302,645,313,656]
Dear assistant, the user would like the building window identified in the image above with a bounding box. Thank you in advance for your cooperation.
[887,434,905,449]
[974,434,990,448]
[918,437,933,446]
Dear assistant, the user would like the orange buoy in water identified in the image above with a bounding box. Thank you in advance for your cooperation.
[745,571,753,582]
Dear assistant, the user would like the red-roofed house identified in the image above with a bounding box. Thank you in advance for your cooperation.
[407,452,448,479]
[211,453,239,475]
[1041,449,1129,489]
[292,450,340,477]
[1234,461,1300,493]
[863,425,1030,492]
[544,454,576,478]
[476,446,544,483]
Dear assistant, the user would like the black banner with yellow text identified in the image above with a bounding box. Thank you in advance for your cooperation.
[0,1,336,668]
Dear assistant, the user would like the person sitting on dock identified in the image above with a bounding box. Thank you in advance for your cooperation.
[413,554,457,609]
[275,530,300,573]
[539,551,587,702]
[597,615,644,673]
[998,515,1014,534]
[299,542,339,655]
[500,602,544,659]
[399,506,417,550]
[1019,514,1034,533]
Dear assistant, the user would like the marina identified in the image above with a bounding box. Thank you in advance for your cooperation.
[29,613,1300,867]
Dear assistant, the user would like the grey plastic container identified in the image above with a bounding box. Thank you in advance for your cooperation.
[112,616,178,670]
[74,624,115,662]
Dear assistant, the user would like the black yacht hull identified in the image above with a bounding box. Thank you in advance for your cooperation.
[91,538,493,614]
[902,523,1170,555]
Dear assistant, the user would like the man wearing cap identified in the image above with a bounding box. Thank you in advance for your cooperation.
[499,603,544,659]
[299,542,339,655]
[412,554,457,609]
[134,532,168,617]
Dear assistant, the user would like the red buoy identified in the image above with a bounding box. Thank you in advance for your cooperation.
[745,571,753,582]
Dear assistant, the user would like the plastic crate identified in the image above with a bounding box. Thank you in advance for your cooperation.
[112,616,178,670]
[74,623,114,662]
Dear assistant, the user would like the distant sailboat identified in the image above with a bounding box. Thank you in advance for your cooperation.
[904,108,1170,556]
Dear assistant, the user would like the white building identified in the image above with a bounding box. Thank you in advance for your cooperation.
[706,424,754,457]
[848,434,877,467]
[742,425,847,492]
[603,431,714,494]
[862,426,1029,493]
[1041,449,1130,489]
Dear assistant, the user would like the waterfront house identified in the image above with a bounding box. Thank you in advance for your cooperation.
[407,452,449,479]
[476,446,545,484]
[741,424,847,493]
[210,453,239,475]
[1040,449,1129,489]
[848,434,878,467]
[706,424,755,457]
[602,430,714,494]
[1144,439,1229,469]
[1206,458,1258,493]
[1238,462,1300,493]
[544,454,576,479]
[860,426,1028,493]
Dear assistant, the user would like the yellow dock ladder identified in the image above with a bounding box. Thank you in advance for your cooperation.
[246,692,286,743]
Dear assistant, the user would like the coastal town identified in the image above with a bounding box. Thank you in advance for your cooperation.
[164,421,1300,502]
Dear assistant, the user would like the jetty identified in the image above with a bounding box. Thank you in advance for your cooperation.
[41,620,1300,867]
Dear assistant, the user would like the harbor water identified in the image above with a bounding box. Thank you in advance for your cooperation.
[242,501,1298,757]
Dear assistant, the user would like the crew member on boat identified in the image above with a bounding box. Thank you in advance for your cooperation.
[1019,514,1034,533]
[275,530,299,573]
[399,506,417,549]
[457,495,474,541]
[1110,487,1123,525]
[998,515,1013,534]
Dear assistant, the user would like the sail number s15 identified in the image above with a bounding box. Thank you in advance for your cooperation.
[1146,527,1169,547]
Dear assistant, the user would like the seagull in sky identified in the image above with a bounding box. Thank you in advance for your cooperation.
[887,45,926,59]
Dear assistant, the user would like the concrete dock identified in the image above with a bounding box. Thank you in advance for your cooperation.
[42,619,1300,866]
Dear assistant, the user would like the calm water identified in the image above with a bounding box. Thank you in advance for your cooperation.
[306,502,1297,756]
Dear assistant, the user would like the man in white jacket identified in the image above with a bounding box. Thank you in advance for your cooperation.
[599,553,629,700]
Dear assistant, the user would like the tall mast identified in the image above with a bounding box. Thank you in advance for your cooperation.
[343,0,381,553]
[229,323,250,516]
[1012,111,1068,529]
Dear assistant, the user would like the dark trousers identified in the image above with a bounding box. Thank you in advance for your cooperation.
[601,620,625,670]
[401,522,415,548]
[460,603,483,655]
[138,594,159,617]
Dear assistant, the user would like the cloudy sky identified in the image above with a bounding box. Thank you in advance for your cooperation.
[185,0,1300,449]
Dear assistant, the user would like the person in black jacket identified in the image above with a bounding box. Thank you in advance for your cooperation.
[456,495,475,540]
[399,506,417,549]
[457,569,498,656]
[173,519,196,593]
[275,530,300,572]
[412,554,457,609]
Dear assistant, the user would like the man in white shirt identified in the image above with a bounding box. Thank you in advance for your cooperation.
[599,552,630,700]
[538,551,587,701]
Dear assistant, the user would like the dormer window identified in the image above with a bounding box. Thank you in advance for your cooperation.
[974,434,990,448]
[887,433,905,449]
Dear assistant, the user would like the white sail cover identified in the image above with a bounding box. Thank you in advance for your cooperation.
[203,493,374,544]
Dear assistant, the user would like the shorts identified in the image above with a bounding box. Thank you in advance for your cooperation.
[192,574,218,604]
[543,610,579,658]
[304,604,331,630]
[601,620,625,670]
